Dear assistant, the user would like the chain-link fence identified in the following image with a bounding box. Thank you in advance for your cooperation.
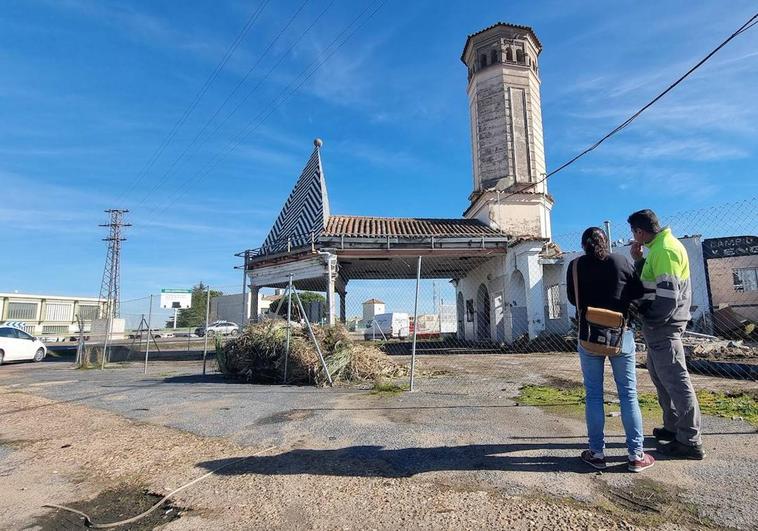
[28,198,756,391]
[239,198,757,395]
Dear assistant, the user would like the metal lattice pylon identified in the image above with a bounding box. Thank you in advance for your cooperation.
[98,209,131,320]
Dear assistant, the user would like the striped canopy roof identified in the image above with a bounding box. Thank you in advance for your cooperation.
[261,142,330,253]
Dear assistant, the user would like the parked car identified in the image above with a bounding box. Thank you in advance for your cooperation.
[0,326,47,365]
[195,321,239,337]
[128,329,169,340]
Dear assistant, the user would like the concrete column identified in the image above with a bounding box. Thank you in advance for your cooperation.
[249,285,259,324]
[326,274,336,326]
[339,291,346,324]
[524,252,545,340]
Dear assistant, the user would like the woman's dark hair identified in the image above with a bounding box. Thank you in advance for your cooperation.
[627,209,661,234]
[581,227,609,260]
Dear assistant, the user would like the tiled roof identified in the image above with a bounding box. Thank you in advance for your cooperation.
[322,215,508,238]
[461,22,542,62]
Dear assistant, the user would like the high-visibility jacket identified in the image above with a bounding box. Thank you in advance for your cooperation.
[635,227,692,327]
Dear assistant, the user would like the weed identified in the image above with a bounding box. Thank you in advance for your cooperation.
[518,385,758,428]
[371,379,407,395]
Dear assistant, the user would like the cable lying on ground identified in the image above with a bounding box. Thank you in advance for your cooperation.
[43,445,277,529]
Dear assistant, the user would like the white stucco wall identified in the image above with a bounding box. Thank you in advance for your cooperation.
[455,240,547,342]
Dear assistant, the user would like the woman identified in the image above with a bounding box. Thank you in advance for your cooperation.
[566,227,655,472]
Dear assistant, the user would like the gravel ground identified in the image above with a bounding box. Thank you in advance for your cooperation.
[1,355,757,530]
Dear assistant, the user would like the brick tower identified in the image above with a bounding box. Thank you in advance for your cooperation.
[461,22,553,239]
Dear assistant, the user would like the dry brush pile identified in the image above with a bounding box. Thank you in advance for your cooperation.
[216,321,407,386]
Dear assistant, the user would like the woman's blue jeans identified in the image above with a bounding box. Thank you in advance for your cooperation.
[578,330,644,458]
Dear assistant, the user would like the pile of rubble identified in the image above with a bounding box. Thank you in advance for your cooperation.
[683,332,758,364]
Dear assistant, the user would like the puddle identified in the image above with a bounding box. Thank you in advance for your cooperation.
[255,409,315,425]
[32,487,184,530]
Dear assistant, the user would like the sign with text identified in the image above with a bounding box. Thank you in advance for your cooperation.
[160,289,192,309]
[703,236,758,259]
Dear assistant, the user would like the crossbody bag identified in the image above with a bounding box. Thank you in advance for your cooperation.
[572,257,625,356]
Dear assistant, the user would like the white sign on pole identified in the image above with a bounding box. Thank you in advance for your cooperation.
[160,289,192,309]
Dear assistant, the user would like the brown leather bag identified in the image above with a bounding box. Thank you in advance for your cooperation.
[572,257,625,356]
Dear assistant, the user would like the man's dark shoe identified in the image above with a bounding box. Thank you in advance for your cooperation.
[657,440,706,460]
[652,427,676,442]
[580,450,607,470]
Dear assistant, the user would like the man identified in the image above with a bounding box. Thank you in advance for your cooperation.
[628,209,704,460]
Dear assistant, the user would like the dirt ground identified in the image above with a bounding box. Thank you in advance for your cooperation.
[1,354,757,530]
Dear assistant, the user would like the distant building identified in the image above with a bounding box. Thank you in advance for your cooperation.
[0,292,106,338]
[703,236,758,324]
[211,291,278,324]
[362,299,385,325]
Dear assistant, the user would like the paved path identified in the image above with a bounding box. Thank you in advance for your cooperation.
[1,358,756,529]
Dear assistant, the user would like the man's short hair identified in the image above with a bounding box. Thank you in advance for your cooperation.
[627,209,661,234]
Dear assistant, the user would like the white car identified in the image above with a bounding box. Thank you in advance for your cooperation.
[0,326,47,365]
[195,321,239,337]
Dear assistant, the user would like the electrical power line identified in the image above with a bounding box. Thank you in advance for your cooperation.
[499,10,758,202]
[116,0,270,203]
[132,0,330,207]
[145,0,388,219]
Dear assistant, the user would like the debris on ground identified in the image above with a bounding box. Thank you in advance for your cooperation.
[682,333,758,364]
[712,305,757,340]
[217,321,407,386]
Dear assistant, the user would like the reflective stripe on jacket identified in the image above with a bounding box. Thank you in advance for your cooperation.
[635,227,692,327]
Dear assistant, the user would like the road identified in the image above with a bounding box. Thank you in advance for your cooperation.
[0,356,756,529]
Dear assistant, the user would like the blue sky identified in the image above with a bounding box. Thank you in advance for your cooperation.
[1,0,757,320]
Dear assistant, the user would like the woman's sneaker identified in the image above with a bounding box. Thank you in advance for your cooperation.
[652,427,676,441]
[580,450,607,470]
[628,453,655,472]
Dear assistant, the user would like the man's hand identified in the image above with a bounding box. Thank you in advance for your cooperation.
[631,241,644,261]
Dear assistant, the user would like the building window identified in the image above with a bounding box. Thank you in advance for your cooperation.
[77,305,101,321]
[45,302,73,322]
[42,325,69,335]
[7,302,37,320]
[547,285,562,319]
[733,268,758,292]
[505,48,513,61]
[479,54,487,68]
[490,49,498,64]
[516,49,525,63]
[465,299,475,322]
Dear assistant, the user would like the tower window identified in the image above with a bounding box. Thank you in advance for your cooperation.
[479,54,487,68]
[516,49,525,63]
[490,49,498,64]
[505,48,513,61]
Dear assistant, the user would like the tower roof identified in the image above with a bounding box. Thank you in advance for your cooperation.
[461,22,542,63]
[260,140,330,254]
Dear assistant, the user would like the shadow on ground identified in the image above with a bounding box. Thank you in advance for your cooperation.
[198,443,637,478]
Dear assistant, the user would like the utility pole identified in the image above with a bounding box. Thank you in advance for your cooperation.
[99,209,130,368]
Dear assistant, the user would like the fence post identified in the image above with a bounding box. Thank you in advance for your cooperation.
[75,315,84,367]
[293,287,332,386]
[410,255,422,392]
[284,274,293,383]
[202,285,211,375]
[101,305,112,370]
[144,294,153,374]
[241,265,248,326]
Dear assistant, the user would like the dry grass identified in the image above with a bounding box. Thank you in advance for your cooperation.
[217,321,407,386]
